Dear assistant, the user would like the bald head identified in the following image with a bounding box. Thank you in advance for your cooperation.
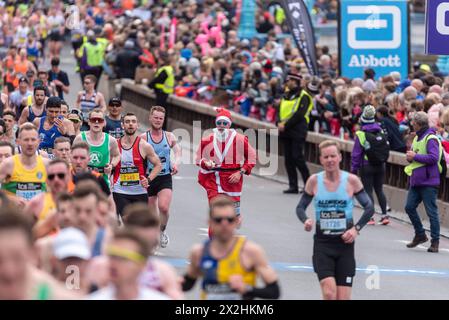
[411,79,423,92]
[403,86,418,101]
[428,85,443,95]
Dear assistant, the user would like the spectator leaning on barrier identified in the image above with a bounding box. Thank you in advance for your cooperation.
[352,105,390,225]
[277,72,312,194]
[404,112,443,253]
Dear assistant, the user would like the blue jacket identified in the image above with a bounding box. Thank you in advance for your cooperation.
[409,127,441,188]
[351,123,384,173]
[222,69,243,91]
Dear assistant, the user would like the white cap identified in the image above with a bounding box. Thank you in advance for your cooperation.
[53,227,91,260]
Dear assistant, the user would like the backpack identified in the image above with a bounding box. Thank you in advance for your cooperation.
[363,131,390,165]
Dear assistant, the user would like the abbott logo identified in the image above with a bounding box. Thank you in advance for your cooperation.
[347,5,401,49]
[436,3,449,35]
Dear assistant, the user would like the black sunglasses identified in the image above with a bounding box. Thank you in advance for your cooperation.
[212,216,236,224]
[48,173,66,181]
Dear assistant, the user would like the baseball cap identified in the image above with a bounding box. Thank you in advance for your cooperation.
[108,97,122,106]
[69,108,83,123]
[53,227,91,260]
[19,77,28,84]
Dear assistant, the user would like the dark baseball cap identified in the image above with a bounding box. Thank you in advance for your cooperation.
[108,97,122,106]
[19,77,29,84]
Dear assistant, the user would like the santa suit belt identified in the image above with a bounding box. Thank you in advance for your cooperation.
[200,167,241,174]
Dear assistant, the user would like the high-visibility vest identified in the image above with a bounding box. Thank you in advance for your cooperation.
[155,66,175,94]
[355,131,369,161]
[279,90,313,123]
[404,134,442,176]
[84,42,104,67]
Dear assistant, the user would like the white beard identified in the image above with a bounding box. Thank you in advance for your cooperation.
[213,128,229,142]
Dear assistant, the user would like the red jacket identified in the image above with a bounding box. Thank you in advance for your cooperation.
[196,129,256,202]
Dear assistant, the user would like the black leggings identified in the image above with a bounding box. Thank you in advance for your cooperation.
[360,164,387,215]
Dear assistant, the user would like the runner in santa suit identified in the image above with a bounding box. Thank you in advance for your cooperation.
[196,108,257,232]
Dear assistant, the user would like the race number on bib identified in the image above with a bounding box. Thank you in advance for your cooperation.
[119,167,140,186]
[16,182,43,201]
[319,211,347,235]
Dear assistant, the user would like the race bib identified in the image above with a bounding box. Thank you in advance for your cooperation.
[119,166,140,186]
[203,284,241,300]
[16,182,43,201]
[319,211,347,235]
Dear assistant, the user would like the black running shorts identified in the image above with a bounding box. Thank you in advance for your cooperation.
[147,174,173,197]
[113,192,148,217]
[312,240,356,287]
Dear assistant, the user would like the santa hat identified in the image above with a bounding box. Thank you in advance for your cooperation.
[215,107,232,124]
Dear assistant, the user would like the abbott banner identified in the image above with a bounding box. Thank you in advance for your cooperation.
[339,0,409,79]
[425,0,449,54]
[280,0,318,76]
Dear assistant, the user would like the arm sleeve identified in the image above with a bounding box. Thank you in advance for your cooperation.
[295,192,314,223]
[242,281,280,300]
[354,189,375,230]
[284,94,311,130]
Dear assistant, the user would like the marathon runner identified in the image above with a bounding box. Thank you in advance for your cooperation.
[196,108,256,229]
[33,96,74,156]
[112,112,162,219]
[104,97,124,139]
[0,123,49,201]
[73,108,120,187]
[18,85,46,125]
[140,106,181,248]
[183,196,280,300]
[295,140,374,300]
[75,74,106,131]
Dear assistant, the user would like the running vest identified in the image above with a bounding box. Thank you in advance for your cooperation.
[27,41,39,62]
[105,116,124,139]
[83,42,103,67]
[112,136,146,195]
[139,258,164,292]
[38,192,56,221]
[154,66,175,94]
[28,105,46,123]
[38,116,63,153]
[81,131,110,184]
[279,90,313,123]
[80,90,98,121]
[2,154,47,200]
[314,171,354,240]
[200,236,256,300]
[146,131,171,176]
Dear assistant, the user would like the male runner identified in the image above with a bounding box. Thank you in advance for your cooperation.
[183,196,280,300]
[140,106,181,248]
[18,85,47,125]
[295,140,374,300]
[33,96,74,156]
[104,97,124,139]
[73,108,120,186]
[0,123,50,201]
[53,137,71,163]
[112,112,162,219]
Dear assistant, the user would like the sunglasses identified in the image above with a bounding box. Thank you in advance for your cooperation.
[69,118,80,123]
[89,117,104,124]
[216,120,229,126]
[212,216,236,224]
[48,173,66,181]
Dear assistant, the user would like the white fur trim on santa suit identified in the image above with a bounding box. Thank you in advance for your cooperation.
[216,115,232,123]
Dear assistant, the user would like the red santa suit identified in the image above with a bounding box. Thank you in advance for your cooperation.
[196,109,256,205]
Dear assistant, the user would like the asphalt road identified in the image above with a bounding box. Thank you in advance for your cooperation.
[58,43,449,300]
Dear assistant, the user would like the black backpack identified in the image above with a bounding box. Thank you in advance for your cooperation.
[363,131,390,165]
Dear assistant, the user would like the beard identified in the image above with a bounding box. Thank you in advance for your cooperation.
[125,128,137,136]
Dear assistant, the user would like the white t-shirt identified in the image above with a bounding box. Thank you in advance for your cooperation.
[88,285,170,300]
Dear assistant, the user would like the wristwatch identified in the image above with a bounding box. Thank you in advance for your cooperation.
[240,169,245,175]
[355,224,361,234]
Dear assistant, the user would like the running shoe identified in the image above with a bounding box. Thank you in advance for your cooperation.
[367,217,375,225]
[160,231,169,248]
[378,216,390,225]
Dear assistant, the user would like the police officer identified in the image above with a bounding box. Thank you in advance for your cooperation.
[278,72,312,194]
[78,30,104,88]
[149,52,175,130]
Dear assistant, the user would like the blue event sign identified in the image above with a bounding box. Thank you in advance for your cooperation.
[339,0,409,79]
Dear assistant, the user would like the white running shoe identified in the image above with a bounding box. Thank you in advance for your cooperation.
[160,231,169,248]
